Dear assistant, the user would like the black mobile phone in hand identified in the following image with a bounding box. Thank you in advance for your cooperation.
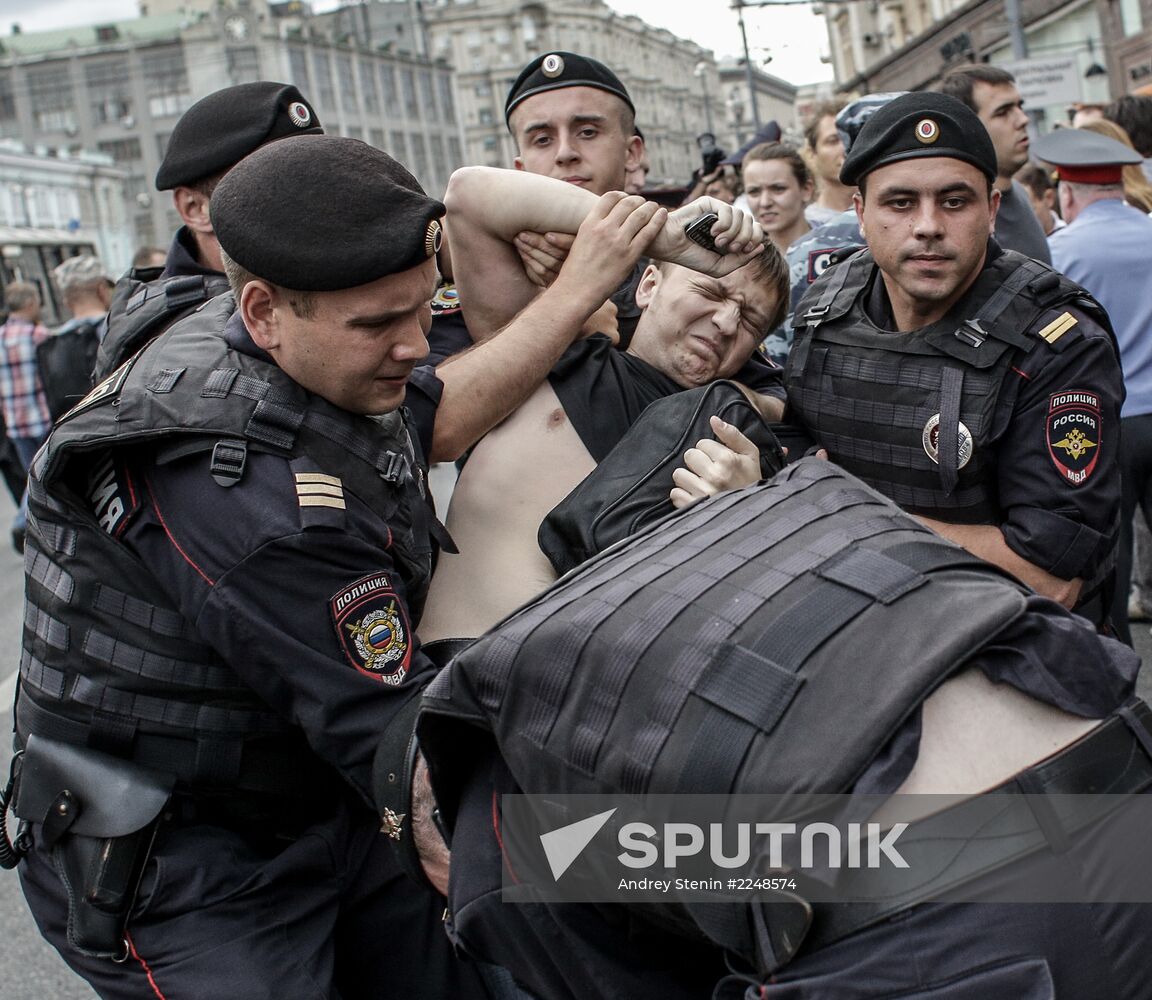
[684,212,721,254]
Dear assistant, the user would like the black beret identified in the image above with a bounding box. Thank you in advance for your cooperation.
[505,51,634,126]
[211,135,445,291]
[840,92,997,186]
[156,81,322,190]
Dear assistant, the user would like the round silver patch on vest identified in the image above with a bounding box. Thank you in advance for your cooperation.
[922,414,973,469]
[542,54,565,78]
[288,101,312,128]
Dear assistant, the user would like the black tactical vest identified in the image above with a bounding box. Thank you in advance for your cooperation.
[784,248,1114,524]
[95,266,232,382]
[17,294,435,794]
[420,458,1030,814]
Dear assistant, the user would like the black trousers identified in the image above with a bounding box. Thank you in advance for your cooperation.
[20,797,491,1000]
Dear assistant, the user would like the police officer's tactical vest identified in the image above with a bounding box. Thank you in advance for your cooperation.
[785,247,1115,525]
[94,265,232,382]
[420,458,1030,809]
[17,293,434,796]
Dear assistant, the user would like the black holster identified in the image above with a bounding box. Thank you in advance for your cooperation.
[13,735,174,959]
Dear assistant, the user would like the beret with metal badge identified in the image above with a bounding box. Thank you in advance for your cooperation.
[505,51,634,126]
[211,135,445,291]
[840,91,997,186]
[156,81,322,191]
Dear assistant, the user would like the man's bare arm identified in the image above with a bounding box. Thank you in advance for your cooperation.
[443,166,765,340]
[430,192,665,462]
[914,518,1083,608]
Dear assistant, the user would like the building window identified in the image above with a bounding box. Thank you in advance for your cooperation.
[337,54,356,112]
[448,136,463,168]
[314,51,336,110]
[429,134,445,185]
[288,47,311,91]
[419,69,437,117]
[27,64,76,131]
[0,73,14,122]
[390,131,408,163]
[85,58,133,124]
[141,48,191,118]
[227,47,261,86]
[380,64,397,108]
[1120,0,1143,35]
[97,137,143,162]
[439,72,457,123]
[360,59,379,113]
[156,133,170,158]
[410,133,429,182]
[347,126,363,141]
[401,68,419,119]
[478,107,494,125]
[370,128,385,148]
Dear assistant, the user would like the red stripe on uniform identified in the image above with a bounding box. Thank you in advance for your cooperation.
[126,935,169,1000]
[143,474,216,586]
[1011,367,1031,380]
[492,788,522,885]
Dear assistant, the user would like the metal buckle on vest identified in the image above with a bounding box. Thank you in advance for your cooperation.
[209,440,247,487]
[380,451,407,484]
[804,304,831,323]
[955,319,987,348]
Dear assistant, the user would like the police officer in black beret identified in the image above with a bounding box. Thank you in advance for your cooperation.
[98,82,323,378]
[8,135,493,999]
[427,51,649,363]
[783,91,1124,626]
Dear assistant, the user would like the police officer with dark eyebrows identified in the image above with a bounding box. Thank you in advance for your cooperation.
[97,81,323,378]
[4,135,493,999]
[784,92,1123,627]
[427,51,653,363]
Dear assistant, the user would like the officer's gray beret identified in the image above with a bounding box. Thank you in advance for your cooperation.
[1032,128,1143,184]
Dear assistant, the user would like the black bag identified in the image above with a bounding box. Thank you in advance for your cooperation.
[37,320,102,421]
[538,379,785,576]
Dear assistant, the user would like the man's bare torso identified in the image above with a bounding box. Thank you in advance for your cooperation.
[420,381,596,641]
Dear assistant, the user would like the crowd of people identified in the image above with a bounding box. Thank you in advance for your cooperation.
[1,51,1152,1000]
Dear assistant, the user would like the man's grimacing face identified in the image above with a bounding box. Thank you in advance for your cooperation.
[630,262,780,388]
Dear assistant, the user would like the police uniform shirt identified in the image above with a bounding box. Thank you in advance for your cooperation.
[98,313,438,811]
[1049,198,1152,419]
[844,239,1122,583]
[549,333,785,463]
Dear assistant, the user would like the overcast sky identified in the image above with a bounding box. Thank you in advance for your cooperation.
[0,0,831,85]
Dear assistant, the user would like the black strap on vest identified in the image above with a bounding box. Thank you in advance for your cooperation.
[790,260,857,378]
[937,366,964,495]
[958,256,1048,351]
[13,685,325,797]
